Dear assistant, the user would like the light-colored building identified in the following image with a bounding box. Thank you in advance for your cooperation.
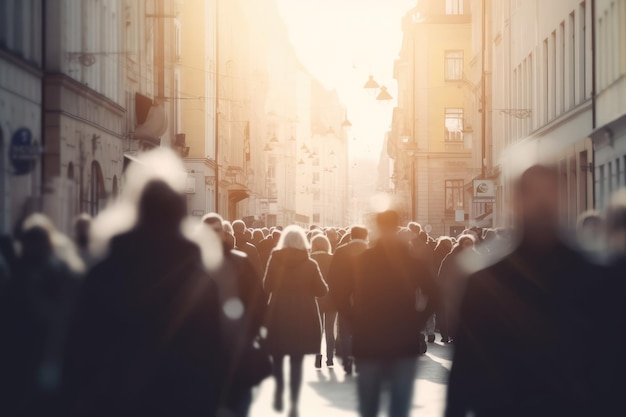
[391,0,475,237]
[590,0,626,209]
[0,0,43,233]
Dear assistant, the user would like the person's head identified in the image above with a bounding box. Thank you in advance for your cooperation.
[376,210,400,239]
[435,236,454,254]
[271,229,282,241]
[311,234,331,254]
[74,213,92,249]
[482,228,497,244]
[19,214,55,264]
[309,224,320,231]
[417,231,428,243]
[408,222,422,235]
[350,225,368,241]
[223,221,234,235]
[138,180,186,233]
[244,229,253,243]
[325,228,338,243]
[577,210,603,237]
[232,220,246,235]
[276,225,310,251]
[262,227,270,237]
[515,164,560,245]
[396,227,414,244]
[252,229,264,243]
[456,234,476,251]
[203,213,225,236]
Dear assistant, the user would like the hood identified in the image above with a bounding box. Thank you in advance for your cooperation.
[271,248,309,268]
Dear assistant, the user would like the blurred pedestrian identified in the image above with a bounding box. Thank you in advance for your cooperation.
[263,225,328,417]
[232,220,262,277]
[310,234,337,369]
[337,211,438,417]
[328,225,369,375]
[202,214,269,417]
[73,213,95,268]
[63,180,221,417]
[258,229,281,271]
[446,165,600,417]
[0,214,82,417]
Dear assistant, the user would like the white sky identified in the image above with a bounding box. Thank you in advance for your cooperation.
[275,0,416,161]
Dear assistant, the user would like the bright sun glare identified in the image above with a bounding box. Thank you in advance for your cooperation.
[276,0,417,162]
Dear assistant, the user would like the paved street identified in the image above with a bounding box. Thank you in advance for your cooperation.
[250,341,453,417]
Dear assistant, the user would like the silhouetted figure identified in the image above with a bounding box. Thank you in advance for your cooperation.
[73,213,94,268]
[337,211,438,417]
[310,234,336,369]
[258,229,281,271]
[0,214,81,417]
[202,213,269,417]
[446,165,601,417]
[263,225,328,417]
[328,225,369,374]
[233,220,263,277]
[63,180,221,417]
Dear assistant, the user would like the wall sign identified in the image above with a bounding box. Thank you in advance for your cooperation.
[473,179,496,199]
[10,128,41,175]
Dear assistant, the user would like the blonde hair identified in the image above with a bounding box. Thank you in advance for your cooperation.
[276,225,309,251]
[311,234,331,254]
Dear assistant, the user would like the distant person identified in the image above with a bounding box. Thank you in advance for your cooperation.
[263,225,328,417]
[310,235,337,369]
[446,165,600,417]
[327,225,369,375]
[438,234,478,343]
[202,214,269,417]
[232,220,262,277]
[73,213,94,268]
[258,229,281,271]
[0,214,82,417]
[63,180,221,417]
[336,212,438,417]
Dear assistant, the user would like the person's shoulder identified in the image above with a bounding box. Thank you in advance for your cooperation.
[230,248,248,259]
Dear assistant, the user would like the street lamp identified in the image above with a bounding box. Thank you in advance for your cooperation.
[363,75,380,93]
[376,86,393,101]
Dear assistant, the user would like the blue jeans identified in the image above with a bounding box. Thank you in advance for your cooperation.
[356,356,418,417]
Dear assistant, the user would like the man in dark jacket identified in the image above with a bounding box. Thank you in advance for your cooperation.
[446,165,600,417]
[328,225,369,375]
[63,180,221,417]
[232,220,263,277]
[203,213,268,417]
[336,212,438,417]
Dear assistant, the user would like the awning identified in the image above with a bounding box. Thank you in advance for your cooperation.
[133,101,168,145]
[227,183,250,204]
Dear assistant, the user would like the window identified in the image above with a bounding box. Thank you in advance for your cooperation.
[446,0,464,15]
[444,108,464,142]
[444,51,463,80]
[445,180,464,211]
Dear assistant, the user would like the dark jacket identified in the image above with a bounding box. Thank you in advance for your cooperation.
[311,251,334,312]
[263,248,328,355]
[337,238,438,359]
[446,241,599,417]
[234,235,262,278]
[63,228,220,417]
[328,239,369,314]
[257,236,276,271]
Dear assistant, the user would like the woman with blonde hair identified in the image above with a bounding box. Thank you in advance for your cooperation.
[263,225,328,417]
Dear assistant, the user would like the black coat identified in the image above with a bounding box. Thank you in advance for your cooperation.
[336,238,438,360]
[445,241,601,417]
[328,240,368,315]
[311,252,334,313]
[263,249,328,355]
[63,228,220,417]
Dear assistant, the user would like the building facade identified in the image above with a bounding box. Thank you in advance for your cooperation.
[0,0,43,233]
[391,0,475,237]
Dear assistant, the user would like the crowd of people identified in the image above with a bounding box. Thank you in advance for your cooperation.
[0,160,625,417]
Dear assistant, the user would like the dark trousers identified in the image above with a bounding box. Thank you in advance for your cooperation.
[337,315,353,360]
[271,355,304,404]
[321,311,338,359]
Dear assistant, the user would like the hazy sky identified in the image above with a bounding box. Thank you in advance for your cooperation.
[275,0,416,161]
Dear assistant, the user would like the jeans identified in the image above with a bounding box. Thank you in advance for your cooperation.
[356,356,418,417]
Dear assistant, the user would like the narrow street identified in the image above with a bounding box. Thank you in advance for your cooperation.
[250,342,453,417]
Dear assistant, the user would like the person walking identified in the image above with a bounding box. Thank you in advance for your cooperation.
[336,212,438,417]
[445,165,601,417]
[63,180,221,417]
[327,225,369,375]
[202,213,269,417]
[232,220,263,278]
[310,234,337,369]
[263,225,328,417]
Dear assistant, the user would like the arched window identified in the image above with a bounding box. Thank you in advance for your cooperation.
[89,161,105,216]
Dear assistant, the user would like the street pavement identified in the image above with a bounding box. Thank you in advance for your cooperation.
[249,341,453,417]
